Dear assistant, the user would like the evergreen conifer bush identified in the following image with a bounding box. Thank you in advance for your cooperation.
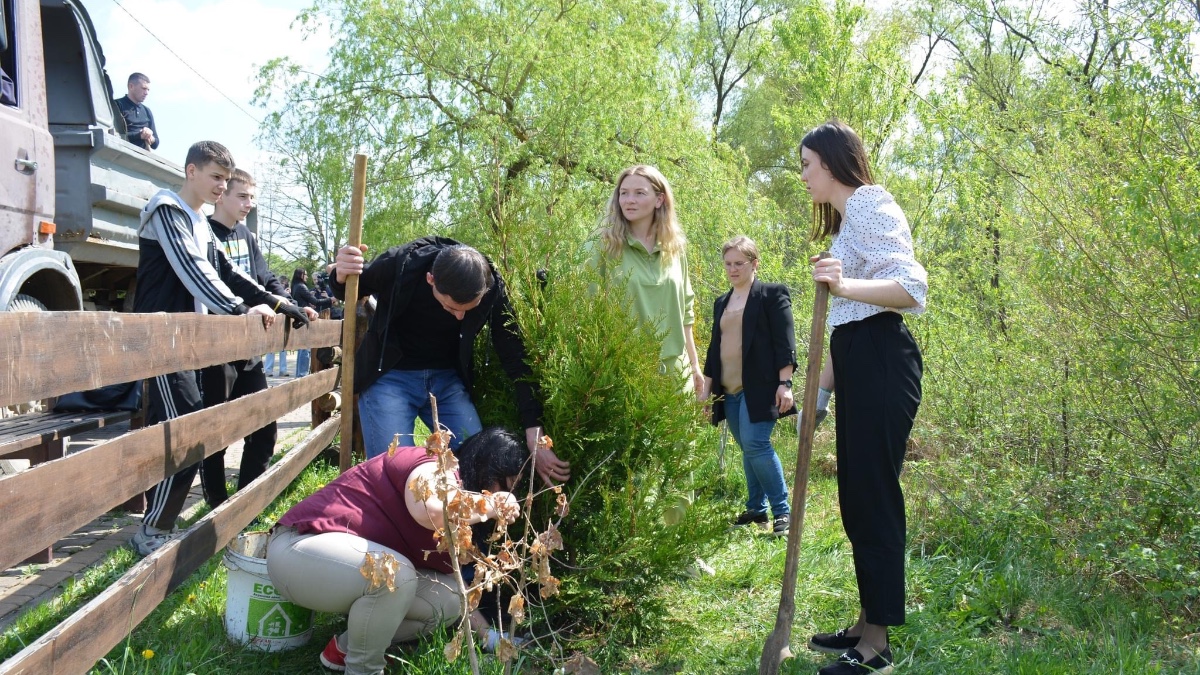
[470,260,730,648]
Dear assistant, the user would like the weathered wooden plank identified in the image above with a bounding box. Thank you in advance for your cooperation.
[0,369,337,571]
[0,313,342,408]
[0,416,339,675]
[0,411,132,457]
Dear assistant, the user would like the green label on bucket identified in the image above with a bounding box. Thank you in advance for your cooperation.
[246,598,313,638]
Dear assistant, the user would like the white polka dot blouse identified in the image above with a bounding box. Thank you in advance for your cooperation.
[827,184,928,328]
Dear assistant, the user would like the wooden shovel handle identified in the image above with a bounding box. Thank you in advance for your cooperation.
[338,154,368,473]
[759,250,832,674]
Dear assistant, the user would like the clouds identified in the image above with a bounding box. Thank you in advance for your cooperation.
[83,0,330,168]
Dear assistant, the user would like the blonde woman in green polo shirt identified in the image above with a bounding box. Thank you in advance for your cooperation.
[593,165,704,397]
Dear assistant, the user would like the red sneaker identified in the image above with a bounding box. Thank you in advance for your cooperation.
[319,635,346,671]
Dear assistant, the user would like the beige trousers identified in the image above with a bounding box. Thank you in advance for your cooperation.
[267,526,461,675]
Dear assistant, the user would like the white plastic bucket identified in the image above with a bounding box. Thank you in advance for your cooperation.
[223,531,313,651]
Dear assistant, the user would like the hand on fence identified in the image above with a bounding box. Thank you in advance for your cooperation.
[277,302,311,329]
[247,304,277,327]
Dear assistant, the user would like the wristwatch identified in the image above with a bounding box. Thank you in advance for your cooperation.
[778,379,793,388]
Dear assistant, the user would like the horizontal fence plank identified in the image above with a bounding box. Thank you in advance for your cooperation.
[0,312,342,408]
[0,416,340,675]
[0,369,337,571]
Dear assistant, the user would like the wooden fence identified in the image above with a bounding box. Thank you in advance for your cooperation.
[0,311,344,674]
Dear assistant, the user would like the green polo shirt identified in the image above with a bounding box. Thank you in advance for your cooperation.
[590,236,695,362]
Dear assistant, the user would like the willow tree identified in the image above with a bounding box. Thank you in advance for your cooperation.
[257,0,778,649]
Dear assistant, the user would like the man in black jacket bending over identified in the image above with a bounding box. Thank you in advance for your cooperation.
[333,238,569,485]
[199,169,317,508]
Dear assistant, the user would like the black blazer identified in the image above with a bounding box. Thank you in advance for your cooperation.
[703,279,798,425]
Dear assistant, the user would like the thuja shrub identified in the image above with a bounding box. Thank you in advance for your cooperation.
[470,263,729,648]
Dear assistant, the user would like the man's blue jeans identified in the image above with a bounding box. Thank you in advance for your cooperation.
[263,351,288,375]
[725,390,790,518]
[358,369,482,459]
[295,349,311,377]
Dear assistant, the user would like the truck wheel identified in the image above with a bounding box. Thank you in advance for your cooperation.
[7,294,49,312]
[1,294,49,417]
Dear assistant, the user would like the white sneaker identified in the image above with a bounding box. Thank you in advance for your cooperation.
[129,526,175,556]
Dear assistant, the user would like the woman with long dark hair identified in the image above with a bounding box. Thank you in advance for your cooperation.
[800,120,927,675]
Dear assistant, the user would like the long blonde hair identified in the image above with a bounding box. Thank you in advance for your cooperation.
[599,165,686,263]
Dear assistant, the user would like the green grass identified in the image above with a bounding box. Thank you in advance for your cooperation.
[6,423,1200,673]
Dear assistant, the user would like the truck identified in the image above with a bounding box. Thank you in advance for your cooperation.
[0,0,186,312]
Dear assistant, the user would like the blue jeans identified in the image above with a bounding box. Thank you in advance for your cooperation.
[263,351,288,375]
[358,369,482,459]
[725,390,790,518]
[295,349,311,377]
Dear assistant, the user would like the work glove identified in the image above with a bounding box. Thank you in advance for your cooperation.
[277,302,311,329]
[797,407,828,431]
[797,387,833,432]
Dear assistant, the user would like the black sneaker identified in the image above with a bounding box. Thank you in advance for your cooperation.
[733,510,768,527]
[772,514,790,536]
[817,647,893,675]
[808,627,859,654]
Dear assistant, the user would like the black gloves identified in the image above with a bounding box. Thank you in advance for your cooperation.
[277,302,311,329]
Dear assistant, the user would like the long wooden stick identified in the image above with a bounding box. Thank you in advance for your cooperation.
[759,251,832,675]
[338,153,368,473]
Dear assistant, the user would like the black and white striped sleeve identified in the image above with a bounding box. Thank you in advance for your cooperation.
[150,205,244,314]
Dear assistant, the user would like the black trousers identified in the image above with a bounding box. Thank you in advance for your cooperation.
[143,370,204,530]
[830,311,922,626]
[199,360,276,508]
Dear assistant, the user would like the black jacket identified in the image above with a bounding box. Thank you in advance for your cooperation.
[703,279,798,425]
[114,95,159,150]
[134,191,276,315]
[330,236,543,429]
[208,217,290,298]
[292,281,332,311]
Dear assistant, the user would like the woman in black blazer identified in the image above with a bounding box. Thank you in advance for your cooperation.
[701,236,798,536]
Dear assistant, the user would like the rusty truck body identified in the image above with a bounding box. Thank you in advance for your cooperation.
[0,0,184,312]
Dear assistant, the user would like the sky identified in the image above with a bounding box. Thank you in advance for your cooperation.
[81,0,332,174]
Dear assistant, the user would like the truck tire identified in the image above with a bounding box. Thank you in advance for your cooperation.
[7,294,49,312]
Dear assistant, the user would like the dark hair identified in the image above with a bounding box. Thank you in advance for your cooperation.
[801,119,874,239]
[128,72,150,86]
[431,245,492,304]
[291,268,307,284]
[184,141,234,172]
[456,427,529,493]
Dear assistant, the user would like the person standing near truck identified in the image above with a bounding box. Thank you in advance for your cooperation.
[114,73,159,151]
[130,141,310,556]
[198,169,316,509]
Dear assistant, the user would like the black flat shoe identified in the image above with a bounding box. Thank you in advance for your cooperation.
[732,510,768,527]
[817,647,893,675]
[808,627,858,654]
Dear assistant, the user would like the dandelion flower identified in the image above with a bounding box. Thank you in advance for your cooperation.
[142,649,155,659]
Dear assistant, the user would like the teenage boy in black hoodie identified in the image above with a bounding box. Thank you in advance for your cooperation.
[198,169,317,508]
[333,239,569,485]
[131,142,309,555]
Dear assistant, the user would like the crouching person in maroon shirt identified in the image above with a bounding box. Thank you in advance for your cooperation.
[267,427,527,675]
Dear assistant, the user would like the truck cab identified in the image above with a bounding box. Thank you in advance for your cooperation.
[0,0,185,312]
